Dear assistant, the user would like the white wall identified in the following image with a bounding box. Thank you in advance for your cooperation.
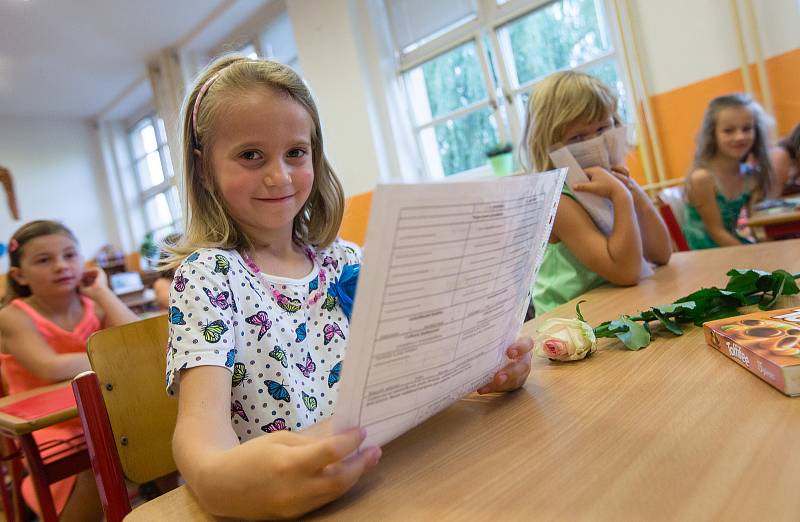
[633,0,800,95]
[0,118,117,272]
[287,0,387,194]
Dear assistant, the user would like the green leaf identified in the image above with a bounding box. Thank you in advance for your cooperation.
[575,300,587,323]
[725,269,770,294]
[611,316,651,350]
[651,308,684,335]
[771,269,800,295]
[761,277,786,310]
[652,302,696,314]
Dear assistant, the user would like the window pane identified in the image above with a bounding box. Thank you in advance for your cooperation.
[422,107,500,177]
[144,192,173,231]
[145,151,165,186]
[407,41,488,123]
[139,124,158,154]
[583,59,629,122]
[129,120,154,158]
[502,0,610,85]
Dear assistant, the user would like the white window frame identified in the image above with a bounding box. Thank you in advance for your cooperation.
[391,0,633,179]
[125,114,181,239]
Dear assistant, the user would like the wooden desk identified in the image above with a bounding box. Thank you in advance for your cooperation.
[746,202,800,240]
[0,382,77,437]
[125,240,800,521]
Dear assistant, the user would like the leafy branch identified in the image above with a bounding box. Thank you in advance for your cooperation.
[590,269,800,350]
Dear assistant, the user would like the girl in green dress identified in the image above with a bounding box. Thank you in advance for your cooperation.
[522,71,672,314]
[683,94,779,249]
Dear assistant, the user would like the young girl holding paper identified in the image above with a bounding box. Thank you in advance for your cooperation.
[163,55,533,520]
[522,71,671,314]
[683,94,778,249]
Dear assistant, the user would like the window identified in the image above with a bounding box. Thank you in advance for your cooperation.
[127,115,181,242]
[387,0,630,178]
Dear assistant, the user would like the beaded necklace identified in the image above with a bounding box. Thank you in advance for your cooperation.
[242,248,326,311]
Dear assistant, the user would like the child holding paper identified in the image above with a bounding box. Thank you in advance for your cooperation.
[163,55,534,520]
[522,70,671,314]
[683,94,777,249]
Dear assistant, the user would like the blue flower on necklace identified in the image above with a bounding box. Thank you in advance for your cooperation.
[326,263,360,321]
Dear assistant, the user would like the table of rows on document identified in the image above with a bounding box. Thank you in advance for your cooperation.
[335,170,565,447]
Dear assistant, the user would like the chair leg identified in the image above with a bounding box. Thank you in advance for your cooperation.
[73,372,132,522]
[0,460,16,522]
[18,434,58,522]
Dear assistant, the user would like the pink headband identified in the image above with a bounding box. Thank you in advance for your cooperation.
[191,70,223,147]
[8,238,19,253]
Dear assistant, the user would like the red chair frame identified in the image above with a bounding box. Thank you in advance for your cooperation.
[657,202,690,252]
[72,371,131,522]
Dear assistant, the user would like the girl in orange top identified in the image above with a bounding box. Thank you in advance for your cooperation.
[0,220,137,522]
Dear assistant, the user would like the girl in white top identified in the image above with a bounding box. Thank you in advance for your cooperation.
[164,56,535,520]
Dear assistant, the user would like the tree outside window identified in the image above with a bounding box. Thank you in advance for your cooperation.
[392,0,630,178]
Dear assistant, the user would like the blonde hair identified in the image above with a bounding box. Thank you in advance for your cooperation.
[163,55,344,270]
[521,70,621,171]
[3,220,78,306]
[691,93,772,202]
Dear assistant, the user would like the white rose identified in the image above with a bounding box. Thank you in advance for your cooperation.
[533,318,597,362]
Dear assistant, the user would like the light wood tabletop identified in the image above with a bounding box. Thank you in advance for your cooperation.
[746,208,800,227]
[0,381,76,436]
[125,240,800,522]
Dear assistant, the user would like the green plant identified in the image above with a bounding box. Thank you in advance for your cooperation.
[139,232,158,260]
[485,142,513,158]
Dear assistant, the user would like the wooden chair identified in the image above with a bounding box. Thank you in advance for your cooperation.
[653,184,690,252]
[71,315,177,522]
[0,381,90,522]
[340,191,372,246]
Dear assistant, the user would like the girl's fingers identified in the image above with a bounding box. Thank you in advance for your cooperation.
[507,336,534,359]
[611,165,629,177]
[296,427,366,472]
[307,446,382,507]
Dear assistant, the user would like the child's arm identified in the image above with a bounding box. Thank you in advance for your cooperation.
[152,277,172,310]
[79,267,138,327]
[686,169,742,247]
[173,365,381,520]
[610,166,672,265]
[0,307,90,381]
[556,167,643,285]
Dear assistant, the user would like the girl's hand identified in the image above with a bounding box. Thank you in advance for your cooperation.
[573,166,629,200]
[79,267,110,298]
[253,427,381,519]
[477,336,533,394]
[610,165,633,190]
[199,426,381,519]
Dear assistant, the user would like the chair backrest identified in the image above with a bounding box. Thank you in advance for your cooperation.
[85,314,175,484]
[658,185,686,230]
[339,191,372,246]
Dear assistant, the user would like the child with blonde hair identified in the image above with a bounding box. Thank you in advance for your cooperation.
[0,220,137,521]
[522,70,671,313]
[683,94,778,249]
[165,55,534,520]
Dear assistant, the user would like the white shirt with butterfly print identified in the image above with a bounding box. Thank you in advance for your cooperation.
[166,239,361,442]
